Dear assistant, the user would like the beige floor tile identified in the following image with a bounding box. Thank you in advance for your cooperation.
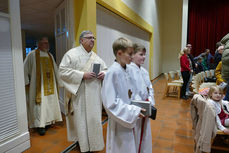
[173,143,194,153]
[153,138,173,150]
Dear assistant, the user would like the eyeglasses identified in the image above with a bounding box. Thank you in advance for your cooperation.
[83,36,96,40]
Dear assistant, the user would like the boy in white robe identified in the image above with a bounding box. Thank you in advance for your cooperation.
[101,37,145,153]
[129,43,155,153]
[24,37,62,135]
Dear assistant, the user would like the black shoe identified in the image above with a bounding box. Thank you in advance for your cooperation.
[37,128,46,136]
[181,96,188,100]
[45,125,51,129]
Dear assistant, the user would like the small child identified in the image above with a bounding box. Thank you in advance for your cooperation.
[195,57,204,74]
[128,43,155,153]
[207,86,229,134]
[101,37,145,153]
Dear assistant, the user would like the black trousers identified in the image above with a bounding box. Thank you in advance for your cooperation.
[181,71,190,97]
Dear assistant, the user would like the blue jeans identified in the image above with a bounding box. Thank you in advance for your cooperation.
[186,73,193,93]
[224,79,229,101]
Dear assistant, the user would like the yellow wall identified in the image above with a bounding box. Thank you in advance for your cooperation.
[73,0,154,78]
[161,0,183,73]
[73,0,97,52]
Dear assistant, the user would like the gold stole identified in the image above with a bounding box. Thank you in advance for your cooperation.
[82,52,97,72]
[35,49,55,104]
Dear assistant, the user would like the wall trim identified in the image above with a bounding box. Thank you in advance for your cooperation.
[96,0,154,79]
[73,0,97,52]
[181,0,189,49]
[0,132,30,153]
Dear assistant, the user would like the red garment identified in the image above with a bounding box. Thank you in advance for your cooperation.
[218,107,229,126]
[180,54,191,72]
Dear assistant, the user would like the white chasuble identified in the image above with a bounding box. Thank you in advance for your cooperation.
[59,45,107,152]
[24,50,62,128]
[101,62,142,153]
[129,62,155,153]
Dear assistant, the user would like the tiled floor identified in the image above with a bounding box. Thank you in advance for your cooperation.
[23,76,194,153]
[23,76,228,153]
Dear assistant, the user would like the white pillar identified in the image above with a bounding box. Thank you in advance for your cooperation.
[181,0,189,49]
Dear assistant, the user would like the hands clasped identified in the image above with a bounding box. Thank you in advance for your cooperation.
[83,72,105,80]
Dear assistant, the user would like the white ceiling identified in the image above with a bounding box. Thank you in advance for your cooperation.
[20,0,64,38]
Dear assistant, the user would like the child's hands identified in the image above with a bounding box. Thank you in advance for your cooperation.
[139,108,146,118]
[223,128,229,134]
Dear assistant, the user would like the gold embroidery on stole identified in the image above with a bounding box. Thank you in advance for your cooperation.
[40,57,54,96]
[35,49,55,104]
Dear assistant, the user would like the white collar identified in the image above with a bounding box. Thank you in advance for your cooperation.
[80,44,92,55]
[130,62,141,69]
[114,62,128,72]
[38,49,48,53]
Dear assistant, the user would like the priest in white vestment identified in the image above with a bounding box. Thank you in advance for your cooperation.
[24,37,62,135]
[129,43,155,153]
[101,37,145,153]
[59,31,107,153]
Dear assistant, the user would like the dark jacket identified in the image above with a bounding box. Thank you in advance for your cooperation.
[188,54,196,71]
[195,62,204,74]
[214,52,222,69]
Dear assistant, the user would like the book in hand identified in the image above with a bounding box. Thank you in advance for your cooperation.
[150,105,157,120]
[131,100,151,116]
[92,63,101,77]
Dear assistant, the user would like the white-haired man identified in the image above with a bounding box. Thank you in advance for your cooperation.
[24,37,62,135]
[59,31,107,153]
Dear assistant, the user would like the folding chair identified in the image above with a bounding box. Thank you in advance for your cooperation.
[164,73,182,99]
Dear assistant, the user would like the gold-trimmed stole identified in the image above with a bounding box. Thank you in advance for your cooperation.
[35,50,55,104]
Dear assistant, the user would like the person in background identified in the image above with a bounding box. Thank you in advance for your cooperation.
[195,57,204,74]
[59,30,107,153]
[179,47,191,100]
[221,33,229,101]
[215,61,227,89]
[205,49,214,69]
[186,44,196,96]
[24,37,63,135]
[195,49,214,70]
[214,45,224,69]
[201,52,209,71]
[215,41,222,53]
[186,44,197,72]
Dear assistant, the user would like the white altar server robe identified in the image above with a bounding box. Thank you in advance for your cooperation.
[129,62,155,153]
[101,62,142,153]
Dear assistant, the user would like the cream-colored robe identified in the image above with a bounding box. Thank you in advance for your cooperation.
[190,94,217,153]
[24,50,62,128]
[59,45,107,152]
